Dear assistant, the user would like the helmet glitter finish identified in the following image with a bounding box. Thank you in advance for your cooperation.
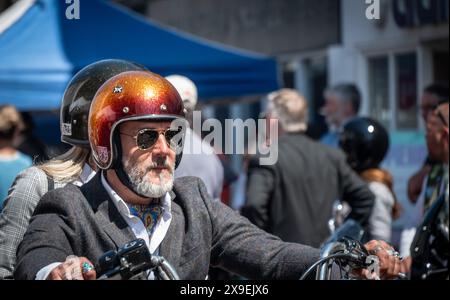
[60,59,147,147]
[338,117,389,172]
[89,71,186,170]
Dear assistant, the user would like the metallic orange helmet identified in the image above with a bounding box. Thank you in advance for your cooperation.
[89,70,186,170]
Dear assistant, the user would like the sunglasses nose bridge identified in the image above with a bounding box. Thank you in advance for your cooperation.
[152,131,171,152]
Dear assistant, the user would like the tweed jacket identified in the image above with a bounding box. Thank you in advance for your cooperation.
[0,167,66,279]
[14,173,321,280]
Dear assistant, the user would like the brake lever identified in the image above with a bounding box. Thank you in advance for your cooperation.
[338,237,371,269]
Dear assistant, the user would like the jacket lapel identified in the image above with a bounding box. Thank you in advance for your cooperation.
[81,173,196,272]
[81,172,136,249]
[97,200,136,248]
[159,191,184,269]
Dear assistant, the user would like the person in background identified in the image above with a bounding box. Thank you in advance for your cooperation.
[320,83,361,148]
[399,101,449,279]
[408,101,449,279]
[339,117,402,243]
[407,84,448,204]
[0,59,147,279]
[16,112,49,163]
[166,75,224,201]
[400,92,449,258]
[0,105,32,208]
[241,89,375,248]
[422,101,449,211]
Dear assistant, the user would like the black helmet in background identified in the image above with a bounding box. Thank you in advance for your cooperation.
[338,117,389,172]
[60,59,147,148]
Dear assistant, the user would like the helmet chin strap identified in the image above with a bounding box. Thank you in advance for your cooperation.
[112,132,152,199]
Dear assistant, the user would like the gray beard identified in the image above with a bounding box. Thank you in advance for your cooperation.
[124,161,174,198]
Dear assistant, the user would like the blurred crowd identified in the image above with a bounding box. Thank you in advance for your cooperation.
[0,60,448,280]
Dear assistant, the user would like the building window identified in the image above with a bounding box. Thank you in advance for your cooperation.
[395,52,417,130]
[369,56,390,129]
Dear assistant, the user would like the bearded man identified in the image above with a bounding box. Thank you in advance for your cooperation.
[14,71,404,280]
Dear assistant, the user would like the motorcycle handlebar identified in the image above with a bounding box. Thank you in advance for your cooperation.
[300,237,371,280]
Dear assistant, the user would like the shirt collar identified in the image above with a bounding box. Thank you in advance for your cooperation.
[73,164,96,187]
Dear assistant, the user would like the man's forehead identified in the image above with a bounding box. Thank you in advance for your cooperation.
[120,120,171,131]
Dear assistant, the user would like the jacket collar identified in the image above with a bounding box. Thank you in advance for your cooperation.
[80,172,194,271]
[80,172,135,249]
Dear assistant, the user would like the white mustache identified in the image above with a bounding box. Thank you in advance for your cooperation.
[146,159,174,172]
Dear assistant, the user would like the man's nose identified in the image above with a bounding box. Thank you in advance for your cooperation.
[152,132,170,155]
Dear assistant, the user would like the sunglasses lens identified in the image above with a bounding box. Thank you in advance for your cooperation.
[165,128,182,147]
[136,130,159,149]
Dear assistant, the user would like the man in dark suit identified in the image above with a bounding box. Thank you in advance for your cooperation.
[241,89,375,248]
[15,72,401,280]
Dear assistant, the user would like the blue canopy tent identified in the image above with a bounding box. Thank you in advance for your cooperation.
[0,0,279,150]
[0,0,280,111]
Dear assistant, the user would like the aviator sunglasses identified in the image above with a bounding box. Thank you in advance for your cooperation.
[120,127,183,150]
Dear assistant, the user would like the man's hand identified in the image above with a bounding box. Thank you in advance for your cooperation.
[362,240,407,280]
[46,256,96,280]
